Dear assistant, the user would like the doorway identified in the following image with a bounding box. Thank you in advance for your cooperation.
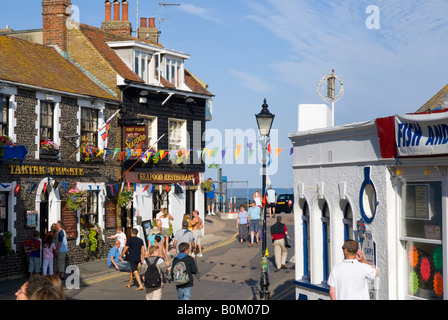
[39,191,49,238]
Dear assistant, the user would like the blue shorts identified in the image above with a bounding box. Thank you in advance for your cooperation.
[249,220,260,233]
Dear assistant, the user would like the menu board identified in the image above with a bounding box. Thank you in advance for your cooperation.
[61,201,78,240]
[105,201,117,229]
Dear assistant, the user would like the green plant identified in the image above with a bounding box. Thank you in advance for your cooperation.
[80,222,102,257]
[200,179,214,193]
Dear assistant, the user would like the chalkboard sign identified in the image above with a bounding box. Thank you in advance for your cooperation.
[61,201,78,240]
[105,201,117,229]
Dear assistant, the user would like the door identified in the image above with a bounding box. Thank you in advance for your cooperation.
[40,191,49,239]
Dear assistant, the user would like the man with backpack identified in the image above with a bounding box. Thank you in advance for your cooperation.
[141,245,168,300]
[170,242,198,300]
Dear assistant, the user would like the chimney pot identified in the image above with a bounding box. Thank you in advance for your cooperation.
[113,0,120,21]
[148,17,155,28]
[121,0,129,21]
[105,0,112,22]
[140,17,147,28]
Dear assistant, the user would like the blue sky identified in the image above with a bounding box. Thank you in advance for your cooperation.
[1,0,448,188]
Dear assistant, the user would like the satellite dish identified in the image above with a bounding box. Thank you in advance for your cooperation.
[317,69,344,126]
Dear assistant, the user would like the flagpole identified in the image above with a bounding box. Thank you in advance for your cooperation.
[120,134,165,180]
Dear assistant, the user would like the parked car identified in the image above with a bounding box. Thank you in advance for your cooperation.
[275,194,294,213]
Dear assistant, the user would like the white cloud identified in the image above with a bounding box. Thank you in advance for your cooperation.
[243,0,448,119]
[178,4,224,25]
[229,70,274,93]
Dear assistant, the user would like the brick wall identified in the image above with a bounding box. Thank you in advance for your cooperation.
[0,87,121,279]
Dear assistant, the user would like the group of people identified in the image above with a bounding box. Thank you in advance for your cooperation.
[236,200,291,271]
[24,221,68,280]
[106,208,204,300]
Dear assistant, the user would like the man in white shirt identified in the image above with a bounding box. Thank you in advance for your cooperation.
[328,239,379,300]
[266,185,277,218]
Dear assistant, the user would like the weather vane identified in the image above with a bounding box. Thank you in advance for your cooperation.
[317,69,344,126]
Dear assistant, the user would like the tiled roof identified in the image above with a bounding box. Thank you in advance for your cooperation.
[416,83,448,113]
[78,23,145,84]
[0,35,117,101]
[78,24,213,97]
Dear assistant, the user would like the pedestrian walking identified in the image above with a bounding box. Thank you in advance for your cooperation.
[270,216,288,271]
[248,201,261,246]
[141,244,169,300]
[328,239,379,300]
[107,240,131,272]
[120,228,145,290]
[171,242,198,300]
[191,210,204,257]
[266,185,277,218]
[173,219,195,255]
[24,231,41,277]
[253,189,262,207]
[55,221,68,280]
[152,234,170,266]
[42,234,56,275]
[236,204,250,244]
[158,207,174,254]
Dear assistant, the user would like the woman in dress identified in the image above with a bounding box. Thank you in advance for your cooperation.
[236,204,250,244]
[157,208,174,253]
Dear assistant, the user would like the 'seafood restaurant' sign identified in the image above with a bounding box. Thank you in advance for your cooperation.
[126,171,199,184]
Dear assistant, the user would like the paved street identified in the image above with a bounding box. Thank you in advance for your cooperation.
[0,213,295,301]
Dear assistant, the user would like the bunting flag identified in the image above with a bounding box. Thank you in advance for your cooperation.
[290,147,294,155]
[267,143,272,154]
[235,144,241,160]
[248,148,254,160]
[143,184,150,192]
[275,148,283,157]
[43,182,47,194]
[14,185,20,196]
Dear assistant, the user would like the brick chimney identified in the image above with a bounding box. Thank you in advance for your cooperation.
[42,0,72,52]
[101,0,132,37]
[137,17,159,43]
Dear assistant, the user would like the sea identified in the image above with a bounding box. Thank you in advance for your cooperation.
[218,187,293,211]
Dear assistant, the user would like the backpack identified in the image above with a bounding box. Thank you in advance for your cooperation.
[172,258,190,286]
[144,257,161,288]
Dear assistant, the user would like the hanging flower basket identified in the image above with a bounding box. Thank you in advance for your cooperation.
[80,222,103,258]
[118,188,133,209]
[200,179,214,193]
[66,188,88,211]
[0,136,16,159]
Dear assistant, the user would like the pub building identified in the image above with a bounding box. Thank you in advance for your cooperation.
[0,34,121,279]
[0,0,214,278]
[290,83,448,300]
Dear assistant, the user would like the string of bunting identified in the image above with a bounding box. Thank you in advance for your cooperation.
[84,143,294,162]
[3,178,194,198]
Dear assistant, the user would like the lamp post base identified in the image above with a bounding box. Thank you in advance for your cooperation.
[259,271,270,300]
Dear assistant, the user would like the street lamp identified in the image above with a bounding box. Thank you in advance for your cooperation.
[255,98,275,300]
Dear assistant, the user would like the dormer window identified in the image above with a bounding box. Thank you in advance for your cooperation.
[164,58,182,87]
[134,50,149,82]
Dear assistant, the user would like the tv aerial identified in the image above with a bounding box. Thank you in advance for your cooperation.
[158,3,180,35]
[317,69,344,126]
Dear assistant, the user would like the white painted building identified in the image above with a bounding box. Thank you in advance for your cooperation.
[289,88,448,300]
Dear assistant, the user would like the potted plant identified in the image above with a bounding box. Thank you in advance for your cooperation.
[40,139,59,152]
[66,188,88,211]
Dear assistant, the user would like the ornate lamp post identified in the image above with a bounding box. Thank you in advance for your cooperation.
[255,98,275,300]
